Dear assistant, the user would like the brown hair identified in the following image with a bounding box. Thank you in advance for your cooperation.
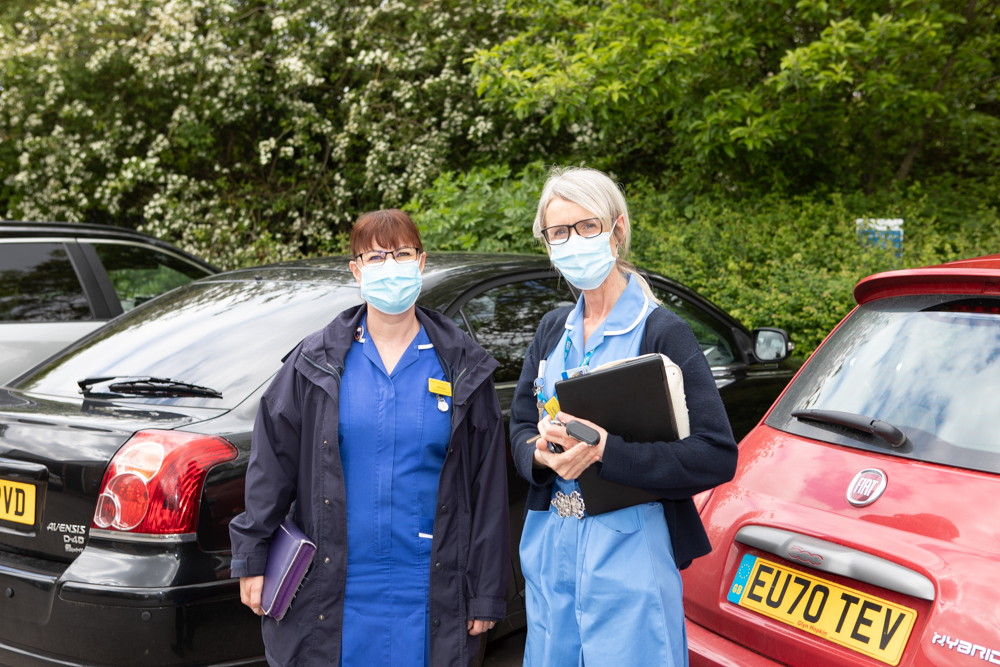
[349,209,424,257]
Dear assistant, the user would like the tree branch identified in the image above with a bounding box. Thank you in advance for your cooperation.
[963,74,1000,92]
[300,137,332,238]
[893,0,974,182]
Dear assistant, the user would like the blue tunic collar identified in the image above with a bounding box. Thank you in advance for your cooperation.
[357,315,432,378]
[564,275,650,353]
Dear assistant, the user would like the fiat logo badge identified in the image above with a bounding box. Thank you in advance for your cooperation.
[847,469,888,507]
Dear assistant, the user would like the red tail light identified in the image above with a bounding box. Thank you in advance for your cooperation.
[92,430,237,535]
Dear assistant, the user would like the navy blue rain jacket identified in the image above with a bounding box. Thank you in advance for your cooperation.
[510,305,738,569]
[230,305,510,667]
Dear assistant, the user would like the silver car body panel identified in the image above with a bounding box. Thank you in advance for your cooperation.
[0,321,103,386]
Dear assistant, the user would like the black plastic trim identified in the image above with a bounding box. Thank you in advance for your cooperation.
[62,242,110,320]
[77,243,124,318]
[59,579,239,607]
[0,221,219,274]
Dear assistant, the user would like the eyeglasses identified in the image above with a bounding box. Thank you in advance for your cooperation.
[355,246,421,266]
[541,218,605,246]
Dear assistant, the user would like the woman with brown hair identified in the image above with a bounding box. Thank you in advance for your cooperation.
[230,209,510,667]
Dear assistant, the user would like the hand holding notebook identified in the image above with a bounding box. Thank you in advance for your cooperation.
[551,353,690,515]
[260,519,317,621]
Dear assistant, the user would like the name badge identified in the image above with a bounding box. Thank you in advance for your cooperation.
[428,378,452,397]
[429,378,451,413]
[561,365,590,380]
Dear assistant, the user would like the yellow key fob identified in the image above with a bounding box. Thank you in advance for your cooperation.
[544,397,561,422]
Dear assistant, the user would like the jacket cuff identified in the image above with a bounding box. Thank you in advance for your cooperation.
[597,434,634,486]
[529,463,557,487]
[467,596,507,622]
[515,431,557,487]
[230,550,269,578]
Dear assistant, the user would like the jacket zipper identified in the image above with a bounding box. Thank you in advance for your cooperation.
[443,366,468,436]
[452,367,468,399]
[299,353,343,385]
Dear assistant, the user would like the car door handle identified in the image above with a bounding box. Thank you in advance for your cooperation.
[735,525,935,601]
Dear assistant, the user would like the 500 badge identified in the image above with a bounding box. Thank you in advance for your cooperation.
[729,554,917,665]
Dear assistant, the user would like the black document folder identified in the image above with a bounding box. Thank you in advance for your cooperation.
[554,354,682,515]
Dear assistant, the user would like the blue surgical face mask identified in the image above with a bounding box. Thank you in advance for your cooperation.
[549,231,616,291]
[359,259,423,315]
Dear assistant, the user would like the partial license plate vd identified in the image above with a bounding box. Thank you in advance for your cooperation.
[0,478,35,525]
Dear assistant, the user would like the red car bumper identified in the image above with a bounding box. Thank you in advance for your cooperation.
[687,617,785,667]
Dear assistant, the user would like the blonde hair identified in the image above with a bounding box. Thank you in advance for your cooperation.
[533,166,660,303]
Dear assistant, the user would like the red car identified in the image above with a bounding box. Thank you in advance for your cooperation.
[683,255,1000,667]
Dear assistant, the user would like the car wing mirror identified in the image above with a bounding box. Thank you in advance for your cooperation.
[751,327,793,363]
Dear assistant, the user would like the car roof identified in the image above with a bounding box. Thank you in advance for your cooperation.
[210,252,550,285]
[0,220,220,273]
[202,251,746,332]
[854,253,1000,305]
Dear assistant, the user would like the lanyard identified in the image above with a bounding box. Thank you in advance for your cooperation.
[535,333,600,405]
[564,333,597,371]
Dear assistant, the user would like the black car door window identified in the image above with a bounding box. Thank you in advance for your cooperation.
[90,243,212,311]
[459,277,576,383]
[0,243,92,322]
[651,286,736,366]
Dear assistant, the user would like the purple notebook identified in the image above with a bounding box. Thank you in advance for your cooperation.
[261,519,316,621]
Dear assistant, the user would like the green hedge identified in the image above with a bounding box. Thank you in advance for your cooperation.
[409,164,1000,356]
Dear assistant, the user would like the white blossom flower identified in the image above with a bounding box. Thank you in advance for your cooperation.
[0,0,545,269]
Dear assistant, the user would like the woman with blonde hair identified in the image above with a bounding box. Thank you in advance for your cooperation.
[509,168,738,666]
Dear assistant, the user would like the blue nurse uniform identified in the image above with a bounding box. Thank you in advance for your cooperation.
[520,276,688,667]
[337,318,452,667]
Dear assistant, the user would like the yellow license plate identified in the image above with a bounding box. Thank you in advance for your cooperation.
[728,554,917,665]
[0,478,36,525]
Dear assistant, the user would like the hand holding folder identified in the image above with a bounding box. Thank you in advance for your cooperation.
[552,353,689,515]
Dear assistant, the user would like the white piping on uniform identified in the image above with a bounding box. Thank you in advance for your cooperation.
[418,533,433,539]
[417,343,434,350]
[605,295,651,336]
[563,295,651,336]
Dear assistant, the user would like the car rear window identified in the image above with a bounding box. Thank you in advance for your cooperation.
[766,294,1000,475]
[14,278,360,408]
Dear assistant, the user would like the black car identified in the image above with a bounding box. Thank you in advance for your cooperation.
[0,221,218,384]
[0,253,795,666]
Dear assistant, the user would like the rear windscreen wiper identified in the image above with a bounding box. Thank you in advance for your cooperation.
[792,409,907,447]
[78,376,222,399]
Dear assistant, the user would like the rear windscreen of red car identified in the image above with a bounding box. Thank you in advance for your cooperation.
[13,278,360,408]
[766,294,1000,474]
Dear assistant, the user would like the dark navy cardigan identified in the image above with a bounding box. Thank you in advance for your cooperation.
[509,304,739,569]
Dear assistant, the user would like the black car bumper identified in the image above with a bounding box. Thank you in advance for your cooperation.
[0,540,264,667]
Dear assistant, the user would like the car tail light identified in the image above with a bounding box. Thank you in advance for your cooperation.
[927,298,1000,315]
[942,303,1000,314]
[93,430,237,534]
